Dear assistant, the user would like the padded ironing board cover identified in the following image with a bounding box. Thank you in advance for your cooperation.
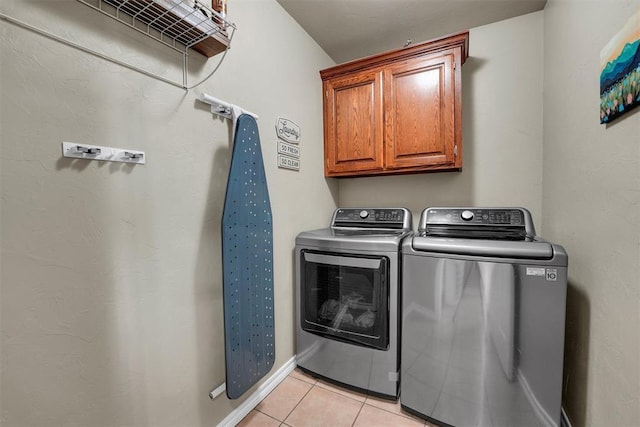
[222,114,275,399]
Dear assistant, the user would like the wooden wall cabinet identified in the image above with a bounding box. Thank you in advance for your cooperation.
[321,31,469,177]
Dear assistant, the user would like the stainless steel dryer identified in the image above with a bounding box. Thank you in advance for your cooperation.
[401,207,567,426]
[296,208,412,399]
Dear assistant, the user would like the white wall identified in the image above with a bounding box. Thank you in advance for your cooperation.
[543,1,640,426]
[0,0,336,425]
[337,12,544,228]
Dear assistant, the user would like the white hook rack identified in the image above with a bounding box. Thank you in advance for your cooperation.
[62,142,146,164]
[199,93,258,120]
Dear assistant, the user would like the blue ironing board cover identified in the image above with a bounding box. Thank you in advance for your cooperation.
[222,114,275,399]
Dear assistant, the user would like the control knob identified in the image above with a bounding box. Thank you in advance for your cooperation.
[461,210,474,221]
[359,210,369,219]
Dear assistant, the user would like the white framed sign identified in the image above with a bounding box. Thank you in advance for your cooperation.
[275,117,301,144]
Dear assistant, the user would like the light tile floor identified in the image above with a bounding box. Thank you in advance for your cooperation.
[236,368,435,427]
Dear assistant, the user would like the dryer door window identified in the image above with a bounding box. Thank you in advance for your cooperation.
[300,250,389,350]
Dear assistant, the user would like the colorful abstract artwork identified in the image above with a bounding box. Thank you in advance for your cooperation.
[600,9,640,124]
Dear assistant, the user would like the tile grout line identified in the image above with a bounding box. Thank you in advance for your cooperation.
[254,375,310,423]
[362,399,424,423]
[252,409,284,425]
[350,400,366,427]
[310,378,407,420]
[278,376,317,424]
[263,372,425,426]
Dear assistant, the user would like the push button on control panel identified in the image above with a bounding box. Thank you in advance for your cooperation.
[461,210,475,221]
[359,210,369,219]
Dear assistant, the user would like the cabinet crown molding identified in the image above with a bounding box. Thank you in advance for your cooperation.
[320,31,469,80]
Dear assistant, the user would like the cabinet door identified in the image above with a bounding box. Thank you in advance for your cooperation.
[324,71,384,176]
[384,51,457,170]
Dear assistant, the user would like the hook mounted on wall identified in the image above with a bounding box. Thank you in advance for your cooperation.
[123,151,144,160]
[199,93,258,121]
[62,142,146,165]
[76,145,102,155]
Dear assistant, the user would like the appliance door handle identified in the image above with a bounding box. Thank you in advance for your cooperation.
[411,237,554,259]
[304,252,382,269]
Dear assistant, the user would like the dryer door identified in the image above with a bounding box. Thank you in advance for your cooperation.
[300,250,389,350]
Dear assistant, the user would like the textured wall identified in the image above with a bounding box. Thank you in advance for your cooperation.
[337,12,544,229]
[0,0,336,425]
[543,1,640,426]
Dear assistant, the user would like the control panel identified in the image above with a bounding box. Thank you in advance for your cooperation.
[425,208,525,226]
[418,207,536,240]
[332,208,410,230]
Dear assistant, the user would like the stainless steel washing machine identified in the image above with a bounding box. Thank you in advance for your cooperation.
[401,207,567,426]
[295,208,412,399]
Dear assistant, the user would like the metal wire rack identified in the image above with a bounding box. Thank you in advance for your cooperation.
[77,0,236,87]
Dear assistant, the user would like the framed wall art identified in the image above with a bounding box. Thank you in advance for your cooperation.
[600,9,640,124]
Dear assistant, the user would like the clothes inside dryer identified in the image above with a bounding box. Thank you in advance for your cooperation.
[300,250,388,350]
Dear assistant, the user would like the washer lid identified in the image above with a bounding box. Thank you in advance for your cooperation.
[411,236,554,259]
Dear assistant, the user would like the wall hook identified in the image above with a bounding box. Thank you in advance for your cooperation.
[199,93,259,120]
[217,105,232,116]
[76,145,101,155]
[123,151,144,160]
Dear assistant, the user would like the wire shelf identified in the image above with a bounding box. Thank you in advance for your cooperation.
[76,0,236,87]
[81,0,234,56]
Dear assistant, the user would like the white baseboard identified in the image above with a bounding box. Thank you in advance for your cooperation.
[216,356,297,427]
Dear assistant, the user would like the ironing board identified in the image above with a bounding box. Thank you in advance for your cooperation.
[221,114,275,399]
